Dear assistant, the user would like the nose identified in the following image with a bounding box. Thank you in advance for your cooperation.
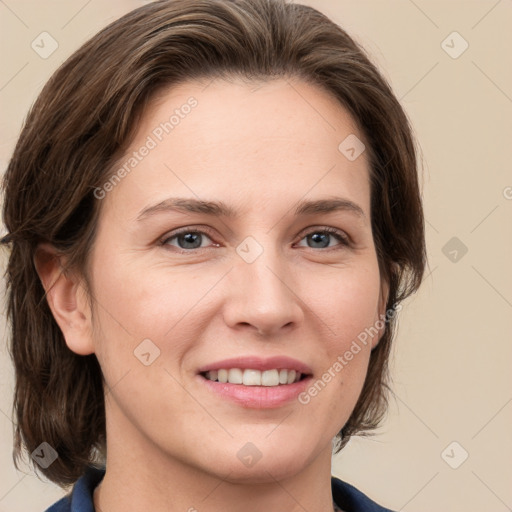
[222,245,304,337]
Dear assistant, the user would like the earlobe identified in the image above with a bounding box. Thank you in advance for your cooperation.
[33,243,95,356]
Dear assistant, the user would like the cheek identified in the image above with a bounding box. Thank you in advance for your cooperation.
[88,257,221,384]
[91,258,192,336]
[89,265,201,429]
[307,261,382,346]
[299,263,382,408]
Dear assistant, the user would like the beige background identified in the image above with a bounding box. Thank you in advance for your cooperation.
[1,1,511,511]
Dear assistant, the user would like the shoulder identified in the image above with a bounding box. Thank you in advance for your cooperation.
[44,496,71,512]
[44,467,105,512]
[331,476,396,512]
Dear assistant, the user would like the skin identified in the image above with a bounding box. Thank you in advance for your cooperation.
[36,77,388,512]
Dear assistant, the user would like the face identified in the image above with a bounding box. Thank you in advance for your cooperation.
[82,78,387,482]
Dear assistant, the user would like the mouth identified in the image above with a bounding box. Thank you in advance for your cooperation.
[200,368,309,386]
[196,356,313,409]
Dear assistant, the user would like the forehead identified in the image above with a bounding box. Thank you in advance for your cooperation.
[100,77,371,221]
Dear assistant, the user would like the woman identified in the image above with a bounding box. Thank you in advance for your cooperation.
[1,0,425,510]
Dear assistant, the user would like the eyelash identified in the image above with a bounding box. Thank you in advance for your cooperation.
[159,226,351,253]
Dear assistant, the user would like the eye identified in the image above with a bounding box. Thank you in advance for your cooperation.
[159,226,350,252]
[160,228,216,251]
[295,227,350,250]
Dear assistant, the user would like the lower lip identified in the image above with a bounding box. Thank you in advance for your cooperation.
[198,374,313,409]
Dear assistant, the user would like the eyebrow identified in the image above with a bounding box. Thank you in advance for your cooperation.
[136,196,365,221]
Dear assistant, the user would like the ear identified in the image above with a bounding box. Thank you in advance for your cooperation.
[371,276,390,350]
[33,243,95,355]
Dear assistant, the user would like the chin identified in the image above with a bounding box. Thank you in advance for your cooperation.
[196,438,318,484]
[214,457,309,485]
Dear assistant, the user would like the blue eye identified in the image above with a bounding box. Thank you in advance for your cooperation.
[160,226,349,252]
[297,228,349,249]
[161,230,214,250]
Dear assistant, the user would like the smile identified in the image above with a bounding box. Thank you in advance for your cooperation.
[196,355,313,408]
[202,368,305,386]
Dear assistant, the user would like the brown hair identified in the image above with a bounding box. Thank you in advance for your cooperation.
[1,0,425,487]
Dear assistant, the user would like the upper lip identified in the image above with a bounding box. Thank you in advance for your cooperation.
[197,356,313,375]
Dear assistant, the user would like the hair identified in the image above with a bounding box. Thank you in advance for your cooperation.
[1,0,425,487]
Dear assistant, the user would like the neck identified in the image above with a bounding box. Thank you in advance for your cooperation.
[96,406,337,512]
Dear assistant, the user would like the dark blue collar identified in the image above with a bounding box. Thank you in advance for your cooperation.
[46,466,395,512]
[331,476,395,511]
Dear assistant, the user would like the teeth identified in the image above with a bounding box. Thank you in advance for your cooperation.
[261,369,279,386]
[204,368,303,386]
[228,368,243,384]
[243,369,261,386]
